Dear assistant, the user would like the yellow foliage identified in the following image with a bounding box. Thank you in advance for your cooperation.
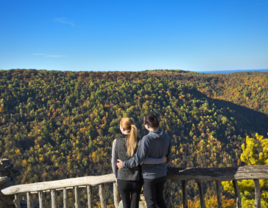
[223,134,268,207]
[180,147,184,153]
[177,195,235,208]
[22,159,27,167]
[240,133,268,165]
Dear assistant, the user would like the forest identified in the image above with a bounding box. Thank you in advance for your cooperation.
[0,69,267,207]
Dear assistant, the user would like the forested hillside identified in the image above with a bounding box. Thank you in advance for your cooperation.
[0,69,267,207]
[151,70,268,114]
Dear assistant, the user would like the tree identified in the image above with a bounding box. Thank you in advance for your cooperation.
[222,134,268,207]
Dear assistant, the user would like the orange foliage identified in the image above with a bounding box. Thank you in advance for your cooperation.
[21,159,27,167]
[178,195,235,208]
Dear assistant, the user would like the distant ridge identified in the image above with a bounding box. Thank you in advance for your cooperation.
[195,69,268,74]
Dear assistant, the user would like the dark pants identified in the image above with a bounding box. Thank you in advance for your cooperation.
[143,176,167,208]
[117,179,142,208]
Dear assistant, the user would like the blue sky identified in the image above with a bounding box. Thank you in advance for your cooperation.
[1,0,268,72]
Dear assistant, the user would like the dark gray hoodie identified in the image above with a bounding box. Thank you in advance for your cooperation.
[122,130,172,179]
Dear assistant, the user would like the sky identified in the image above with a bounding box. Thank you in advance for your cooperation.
[1,0,268,72]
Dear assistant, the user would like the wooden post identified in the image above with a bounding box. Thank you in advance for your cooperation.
[197,180,205,208]
[87,185,93,208]
[163,179,173,207]
[216,181,222,208]
[232,180,241,208]
[27,192,33,208]
[254,179,261,208]
[51,189,57,208]
[113,182,121,208]
[14,193,21,208]
[99,184,107,208]
[63,188,69,208]
[182,180,188,208]
[38,191,45,208]
[74,186,81,208]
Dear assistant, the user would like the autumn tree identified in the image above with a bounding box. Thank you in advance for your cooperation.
[222,134,268,207]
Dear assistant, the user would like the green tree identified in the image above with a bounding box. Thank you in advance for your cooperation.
[222,134,268,207]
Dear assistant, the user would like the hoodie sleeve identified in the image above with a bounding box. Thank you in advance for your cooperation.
[123,137,150,168]
[111,139,118,178]
[143,157,164,164]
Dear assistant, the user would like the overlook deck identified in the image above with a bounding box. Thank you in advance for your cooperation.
[2,165,268,208]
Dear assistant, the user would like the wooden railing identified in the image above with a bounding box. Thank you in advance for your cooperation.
[1,174,119,208]
[2,165,268,208]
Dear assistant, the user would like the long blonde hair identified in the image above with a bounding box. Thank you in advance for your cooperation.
[120,118,138,157]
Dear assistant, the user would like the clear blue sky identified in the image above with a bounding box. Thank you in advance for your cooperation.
[1,0,268,72]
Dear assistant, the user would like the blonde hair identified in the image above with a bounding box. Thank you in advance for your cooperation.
[120,118,138,157]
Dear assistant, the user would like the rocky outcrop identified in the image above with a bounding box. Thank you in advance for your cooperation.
[0,158,18,208]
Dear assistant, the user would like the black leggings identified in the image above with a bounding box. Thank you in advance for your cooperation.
[143,176,167,208]
[117,179,142,208]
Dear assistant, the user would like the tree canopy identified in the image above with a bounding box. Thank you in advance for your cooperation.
[0,69,267,207]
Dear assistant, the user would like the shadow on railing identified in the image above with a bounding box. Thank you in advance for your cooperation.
[2,165,268,208]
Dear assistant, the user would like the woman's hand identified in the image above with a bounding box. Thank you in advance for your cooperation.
[162,156,167,163]
[117,159,124,169]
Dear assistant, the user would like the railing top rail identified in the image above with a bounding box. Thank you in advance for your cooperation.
[1,174,115,195]
[167,165,268,181]
[2,165,268,195]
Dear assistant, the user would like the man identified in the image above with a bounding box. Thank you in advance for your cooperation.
[117,113,172,208]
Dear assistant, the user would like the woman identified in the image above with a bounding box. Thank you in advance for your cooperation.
[111,117,165,208]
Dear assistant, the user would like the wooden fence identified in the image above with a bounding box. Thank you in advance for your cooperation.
[2,165,268,208]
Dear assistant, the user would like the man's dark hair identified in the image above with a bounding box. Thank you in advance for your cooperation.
[144,113,159,129]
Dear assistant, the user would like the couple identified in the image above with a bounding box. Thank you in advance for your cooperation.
[111,113,172,208]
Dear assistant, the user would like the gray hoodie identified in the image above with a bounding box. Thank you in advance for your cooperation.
[122,130,172,179]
